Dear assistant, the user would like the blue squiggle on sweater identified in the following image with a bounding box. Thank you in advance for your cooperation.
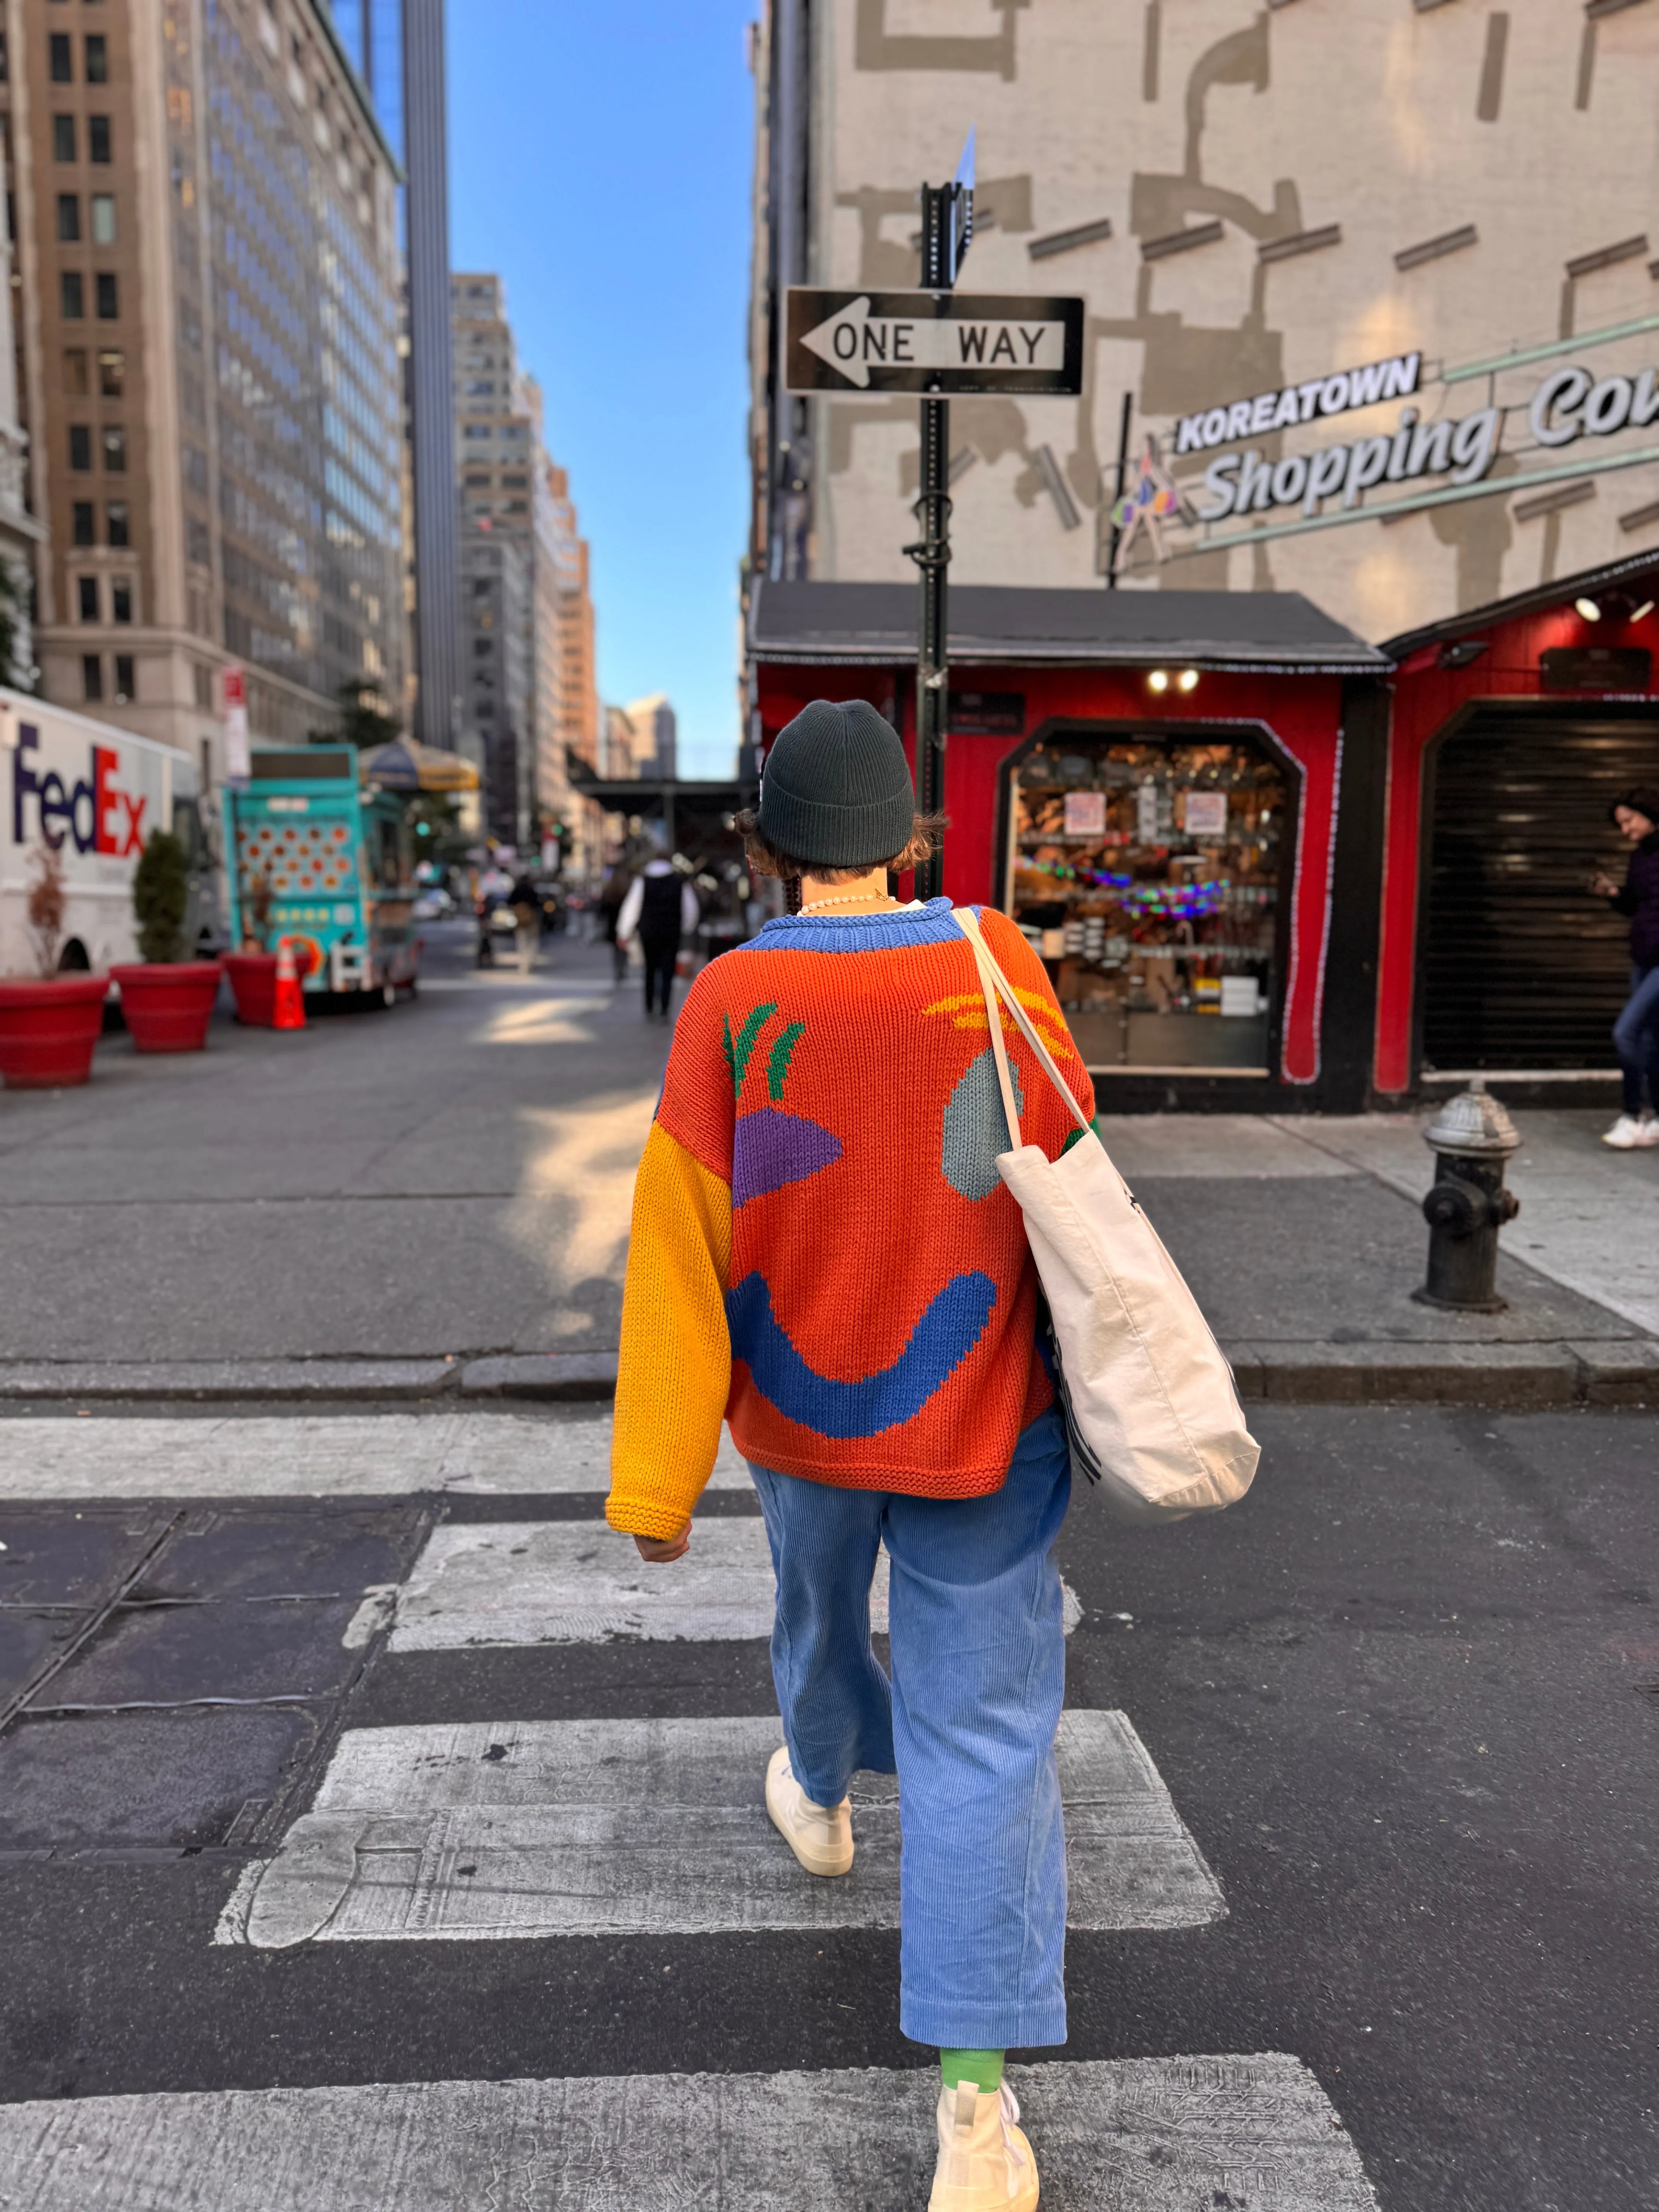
[726,1269,997,1438]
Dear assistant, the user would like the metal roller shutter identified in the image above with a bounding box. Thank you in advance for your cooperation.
[1421,712,1659,1071]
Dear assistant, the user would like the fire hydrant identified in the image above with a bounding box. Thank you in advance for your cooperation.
[1414,1080,1520,1313]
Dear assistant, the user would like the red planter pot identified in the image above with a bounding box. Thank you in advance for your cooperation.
[223,951,279,1027]
[109,960,224,1054]
[0,974,112,1088]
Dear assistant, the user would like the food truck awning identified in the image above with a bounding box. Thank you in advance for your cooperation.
[360,739,480,793]
[749,580,1388,676]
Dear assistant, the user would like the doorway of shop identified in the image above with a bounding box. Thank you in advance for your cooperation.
[1420,706,1659,1073]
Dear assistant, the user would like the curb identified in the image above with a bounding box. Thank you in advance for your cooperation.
[1223,1338,1659,1410]
[0,1353,618,1405]
[0,1343,1649,1409]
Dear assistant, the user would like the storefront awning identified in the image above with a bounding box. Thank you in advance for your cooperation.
[749,580,1388,676]
[359,739,480,793]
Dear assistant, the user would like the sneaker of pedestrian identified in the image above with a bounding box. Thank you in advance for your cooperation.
[764,1744,853,1876]
[1638,1113,1659,1148]
[928,2080,1040,2212]
[1602,1113,1651,1148]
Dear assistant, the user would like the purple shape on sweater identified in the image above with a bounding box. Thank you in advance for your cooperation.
[733,1107,843,1205]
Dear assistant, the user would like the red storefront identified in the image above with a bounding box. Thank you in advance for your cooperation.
[1374,552,1659,1104]
[747,580,1390,1113]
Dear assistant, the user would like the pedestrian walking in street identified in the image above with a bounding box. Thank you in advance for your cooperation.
[508,871,540,975]
[598,862,634,986]
[607,699,1093,2211]
[1591,784,1659,1148]
[616,855,699,1022]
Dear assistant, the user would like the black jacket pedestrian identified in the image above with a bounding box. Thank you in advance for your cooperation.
[1608,830,1659,967]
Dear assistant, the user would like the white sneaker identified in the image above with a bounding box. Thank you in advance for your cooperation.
[1638,1114,1659,1148]
[1603,1114,1649,1148]
[928,2080,1040,2212]
[764,1745,853,1876]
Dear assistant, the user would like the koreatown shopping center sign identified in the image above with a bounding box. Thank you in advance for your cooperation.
[1160,333,1659,543]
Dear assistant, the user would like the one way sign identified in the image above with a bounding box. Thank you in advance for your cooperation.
[785,288,1084,396]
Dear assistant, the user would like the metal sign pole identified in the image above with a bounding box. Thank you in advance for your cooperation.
[907,170,968,901]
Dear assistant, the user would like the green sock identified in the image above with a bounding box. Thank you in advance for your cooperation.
[939,2049,1004,2095]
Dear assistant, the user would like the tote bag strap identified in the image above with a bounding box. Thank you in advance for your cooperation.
[955,909,1093,1139]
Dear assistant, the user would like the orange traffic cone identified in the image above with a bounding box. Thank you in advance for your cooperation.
[272,936,306,1031]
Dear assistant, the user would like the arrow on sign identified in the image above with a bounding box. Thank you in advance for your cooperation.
[799,294,1073,390]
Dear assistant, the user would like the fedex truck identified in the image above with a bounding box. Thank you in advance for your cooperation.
[0,689,218,975]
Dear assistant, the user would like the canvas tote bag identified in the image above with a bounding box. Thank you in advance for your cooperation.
[954,909,1259,1525]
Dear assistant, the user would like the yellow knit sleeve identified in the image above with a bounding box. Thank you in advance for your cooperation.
[607,1121,733,1539]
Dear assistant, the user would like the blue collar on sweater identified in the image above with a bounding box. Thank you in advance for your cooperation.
[741,896,970,953]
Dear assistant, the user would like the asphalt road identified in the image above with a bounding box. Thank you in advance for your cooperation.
[1,1400,1654,2210]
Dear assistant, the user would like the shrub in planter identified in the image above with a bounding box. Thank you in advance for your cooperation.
[109,829,222,1053]
[0,844,110,1087]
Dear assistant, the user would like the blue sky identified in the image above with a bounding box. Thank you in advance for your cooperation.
[448,1,760,779]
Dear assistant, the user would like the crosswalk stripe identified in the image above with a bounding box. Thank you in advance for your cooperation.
[0,2054,1379,2209]
[220,1711,1223,1948]
[0,1413,752,1500]
[386,1519,1083,1648]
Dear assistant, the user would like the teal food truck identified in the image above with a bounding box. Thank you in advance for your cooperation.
[222,747,419,999]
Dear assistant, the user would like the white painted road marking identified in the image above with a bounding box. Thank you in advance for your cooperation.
[387,1520,1084,1649]
[224,1711,1222,1946]
[0,1413,752,1499]
[0,2054,1379,2209]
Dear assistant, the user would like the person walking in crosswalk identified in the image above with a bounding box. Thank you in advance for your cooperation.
[607,699,1095,2212]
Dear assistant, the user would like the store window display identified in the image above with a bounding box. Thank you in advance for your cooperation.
[1005,734,1288,1074]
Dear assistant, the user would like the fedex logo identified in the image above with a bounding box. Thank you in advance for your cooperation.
[11,723,148,857]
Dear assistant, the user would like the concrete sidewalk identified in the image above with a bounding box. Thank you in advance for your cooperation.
[0,917,1650,1408]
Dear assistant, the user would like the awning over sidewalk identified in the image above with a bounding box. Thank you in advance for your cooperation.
[360,739,480,793]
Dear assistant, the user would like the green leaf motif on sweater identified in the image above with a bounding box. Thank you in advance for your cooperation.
[730,1002,777,1095]
[721,1014,735,1083]
[766,1020,806,1102]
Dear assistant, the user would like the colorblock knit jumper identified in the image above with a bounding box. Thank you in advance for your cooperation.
[606,901,1096,1540]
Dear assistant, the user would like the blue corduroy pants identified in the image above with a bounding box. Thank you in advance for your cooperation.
[747,1403,1071,2051]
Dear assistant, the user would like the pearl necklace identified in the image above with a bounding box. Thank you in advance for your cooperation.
[799,892,901,913]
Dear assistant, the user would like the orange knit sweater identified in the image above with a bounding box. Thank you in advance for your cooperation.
[606,900,1094,1539]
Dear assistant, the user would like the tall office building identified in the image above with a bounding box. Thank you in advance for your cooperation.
[621,693,676,781]
[0,222,41,684]
[451,272,599,854]
[0,0,405,763]
[535,460,599,862]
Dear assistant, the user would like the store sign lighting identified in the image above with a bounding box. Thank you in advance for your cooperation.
[1177,668,1199,692]
[1173,352,1421,452]
[1575,597,1603,621]
[1147,669,1170,692]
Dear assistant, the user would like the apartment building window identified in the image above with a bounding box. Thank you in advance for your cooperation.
[90,194,115,244]
[106,501,129,546]
[77,575,99,621]
[186,517,209,564]
[53,115,76,161]
[69,425,91,471]
[193,665,213,710]
[82,654,102,702]
[0,32,8,87]
[98,349,122,396]
[49,34,73,83]
[95,272,117,319]
[61,271,84,319]
[57,193,80,241]
[63,348,88,394]
[88,115,110,163]
[101,425,125,471]
[72,501,94,545]
[111,577,132,623]
[84,34,107,83]
[113,655,134,702]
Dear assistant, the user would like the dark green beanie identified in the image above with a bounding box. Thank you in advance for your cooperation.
[758,699,916,868]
